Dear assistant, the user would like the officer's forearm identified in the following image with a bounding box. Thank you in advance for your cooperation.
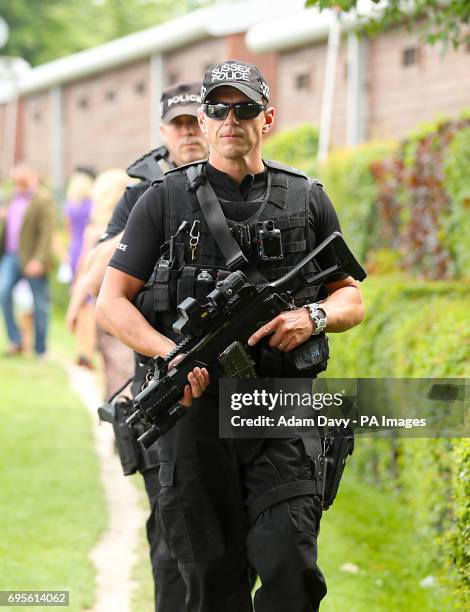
[95,295,175,358]
[322,285,365,333]
[85,234,123,297]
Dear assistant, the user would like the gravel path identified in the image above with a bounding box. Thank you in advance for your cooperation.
[65,363,146,612]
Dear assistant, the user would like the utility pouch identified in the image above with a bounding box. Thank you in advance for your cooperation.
[255,343,284,378]
[321,427,354,510]
[153,242,185,312]
[283,333,329,378]
[177,266,198,304]
[154,259,172,312]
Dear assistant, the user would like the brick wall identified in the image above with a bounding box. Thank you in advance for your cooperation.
[368,27,470,140]
[5,26,470,186]
[22,91,52,179]
[63,59,151,177]
[165,38,225,85]
[226,33,279,113]
[276,42,348,147]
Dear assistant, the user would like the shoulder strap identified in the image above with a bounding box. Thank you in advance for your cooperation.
[308,177,324,190]
[185,165,266,285]
[166,158,208,176]
[263,159,308,178]
[126,146,169,182]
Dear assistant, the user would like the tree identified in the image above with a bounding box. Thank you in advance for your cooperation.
[0,0,213,67]
[305,1,470,49]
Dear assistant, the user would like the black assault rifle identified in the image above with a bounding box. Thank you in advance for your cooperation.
[126,232,366,447]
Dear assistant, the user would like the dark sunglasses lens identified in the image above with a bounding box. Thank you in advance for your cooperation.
[205,104,229,119]
[235,103,263,119]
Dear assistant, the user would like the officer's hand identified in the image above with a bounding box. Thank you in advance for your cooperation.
[247,308,314,352]
[168,354,210,408]
[179,367,210,408]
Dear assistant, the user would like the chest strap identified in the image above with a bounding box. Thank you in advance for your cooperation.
[186,165,266,285]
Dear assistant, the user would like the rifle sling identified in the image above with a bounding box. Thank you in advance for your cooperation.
[187,165,267,285]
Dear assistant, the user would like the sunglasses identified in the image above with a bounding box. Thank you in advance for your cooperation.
[203,102,267,120]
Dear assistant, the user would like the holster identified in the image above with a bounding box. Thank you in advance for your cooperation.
[98,397,159,476]
[321,426,354,510]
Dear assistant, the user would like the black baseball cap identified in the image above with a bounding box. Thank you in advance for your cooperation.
[201,60,270,104]
[160,81,202,123]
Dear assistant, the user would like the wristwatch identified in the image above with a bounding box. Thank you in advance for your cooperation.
[304,302,327,335]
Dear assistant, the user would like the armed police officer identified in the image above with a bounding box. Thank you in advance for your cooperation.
[96,60,364,611]
[88,81,208,612]
[86,81,207,296]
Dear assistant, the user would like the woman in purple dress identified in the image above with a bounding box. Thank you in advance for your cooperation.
[64,170,94,278]
[64,170,95,367]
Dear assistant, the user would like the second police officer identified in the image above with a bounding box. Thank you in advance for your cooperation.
[96,61,365,611]
[90,81,208,611]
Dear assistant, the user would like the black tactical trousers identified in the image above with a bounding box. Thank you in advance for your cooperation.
[142,469,186,611]
[134,360,187,612]
[156,394,327,612]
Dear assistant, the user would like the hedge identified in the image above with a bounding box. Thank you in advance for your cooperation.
[263,113,470,280]
[263,123,319,175]
[263,121,469,605]
[326,276,470,607]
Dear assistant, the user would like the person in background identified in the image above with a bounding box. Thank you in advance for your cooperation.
[64,167,96,368]
[66,168,134,398]
[13,280,34,354]
[0,164,55,359]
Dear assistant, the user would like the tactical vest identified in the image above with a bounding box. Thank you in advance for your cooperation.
[151,160,324,337]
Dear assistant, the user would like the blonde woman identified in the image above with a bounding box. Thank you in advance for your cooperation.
[66,169,135,396]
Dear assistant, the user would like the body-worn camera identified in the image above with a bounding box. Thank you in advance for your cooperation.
[231,219,283,261]
[255,220,283,260]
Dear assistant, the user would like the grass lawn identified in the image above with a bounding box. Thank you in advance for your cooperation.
[0,310,107,611]
[319,469,454,611]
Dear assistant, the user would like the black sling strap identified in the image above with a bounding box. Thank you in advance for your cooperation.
[186,164,267,285]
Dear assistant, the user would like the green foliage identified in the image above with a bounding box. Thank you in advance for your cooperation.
[325,276,470,605]
[442,127,470,277]
[306,0,470,50]
[262,123,319,175]
[401,116,449,170]
[372,115,470,280]
[0,0,213,67]
[262,114,470,281]
[447,441,470,606]
[318,141,397,264]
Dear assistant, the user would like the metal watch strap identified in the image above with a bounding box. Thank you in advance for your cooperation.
[305,302,327,335]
